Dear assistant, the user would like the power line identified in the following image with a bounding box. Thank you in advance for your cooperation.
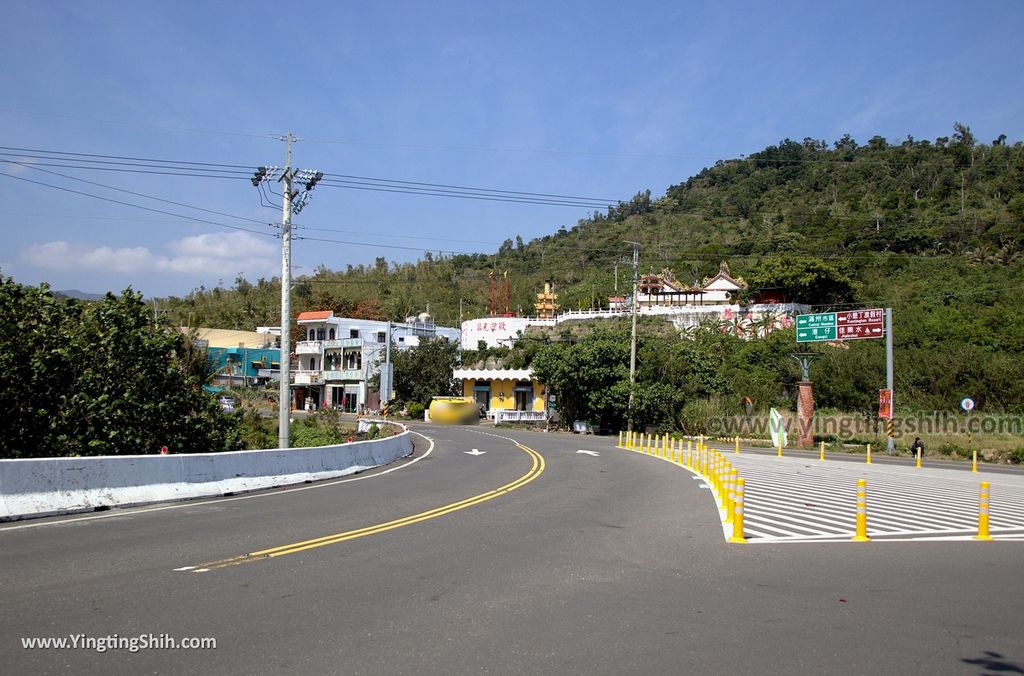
[317,180,611,208]
[0,146,620,208]
[295,224,501,246]
[296,234,477,256]
[2,160,270,225]
[0,171,275,236]
[321,171,617,203]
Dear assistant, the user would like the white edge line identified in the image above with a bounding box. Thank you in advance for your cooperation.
[0,433,436,532]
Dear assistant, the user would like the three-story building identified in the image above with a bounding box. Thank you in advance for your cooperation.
[293,311,460,412]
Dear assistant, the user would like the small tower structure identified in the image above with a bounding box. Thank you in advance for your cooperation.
[535,282,559,319]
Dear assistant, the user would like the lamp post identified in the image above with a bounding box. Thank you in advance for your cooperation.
[789,352,820,447]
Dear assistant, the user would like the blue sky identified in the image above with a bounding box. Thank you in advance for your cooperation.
[1,0,1022,298]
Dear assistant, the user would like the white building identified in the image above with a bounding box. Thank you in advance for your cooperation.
[461,264,808,348]
[293,311,460,411]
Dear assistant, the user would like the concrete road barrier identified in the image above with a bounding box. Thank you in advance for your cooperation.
[0,422,413,521]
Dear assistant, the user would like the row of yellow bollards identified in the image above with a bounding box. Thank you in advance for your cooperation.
[619,431,747,543]
[619,431,998,543]
[849,478,995,541]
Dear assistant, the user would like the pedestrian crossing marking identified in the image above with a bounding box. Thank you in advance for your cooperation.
[721,454,1024,543]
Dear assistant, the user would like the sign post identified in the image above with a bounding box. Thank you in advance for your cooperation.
[961,397,975,453]
[884,308,895,453]
[796,307,894,451]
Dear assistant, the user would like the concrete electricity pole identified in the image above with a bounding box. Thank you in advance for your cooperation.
[625,241,640,432]
[278,133,294,450]
[251,133,322,450]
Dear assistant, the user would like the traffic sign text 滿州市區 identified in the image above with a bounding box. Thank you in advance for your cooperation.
[796,309,885,343]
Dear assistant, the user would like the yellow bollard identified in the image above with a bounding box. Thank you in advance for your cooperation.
[915,447,922,469]
[975,481,993,541]
[735,436,740,454]
[819,440,825,461]
[776,440,782,457]
[866,443,872,465]
[972,449,978,474]
[852,479,870,542]
[725,468,738,523]
[728,477,747,543]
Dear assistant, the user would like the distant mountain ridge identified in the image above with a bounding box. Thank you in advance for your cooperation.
[55,289,105,301]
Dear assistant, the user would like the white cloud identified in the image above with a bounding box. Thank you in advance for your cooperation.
[21,232,278,280]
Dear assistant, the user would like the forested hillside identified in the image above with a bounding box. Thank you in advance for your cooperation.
[162,124,1024,413]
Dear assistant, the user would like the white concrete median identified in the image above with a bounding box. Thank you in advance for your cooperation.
[0,422,413,521]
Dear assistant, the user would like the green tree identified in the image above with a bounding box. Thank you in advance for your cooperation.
[0,278,239,458]
[530,328,630,429]
[739,257,860,306]
[381,338,460,407]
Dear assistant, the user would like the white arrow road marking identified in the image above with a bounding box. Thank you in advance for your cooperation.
[465,449,486,456]
[576,450,600,457]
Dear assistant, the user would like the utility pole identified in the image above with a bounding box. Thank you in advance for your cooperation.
[250,133,322,450]
[625,241,640,432]
[278,133,295,450]
[381,320,393,405]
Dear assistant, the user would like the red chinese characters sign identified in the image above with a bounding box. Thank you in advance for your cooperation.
[878,388,893,419]
[836,308,884,340]
[475,321,508,332]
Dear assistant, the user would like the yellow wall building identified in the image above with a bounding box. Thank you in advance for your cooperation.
[453,367,547,420]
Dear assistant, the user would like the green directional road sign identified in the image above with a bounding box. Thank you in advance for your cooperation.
[797,312,837,342]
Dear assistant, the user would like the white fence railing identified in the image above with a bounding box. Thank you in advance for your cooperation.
[491,410,548,423]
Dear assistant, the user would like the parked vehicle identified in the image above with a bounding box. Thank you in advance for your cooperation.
[217,395,237,413]
[428,397,479,425]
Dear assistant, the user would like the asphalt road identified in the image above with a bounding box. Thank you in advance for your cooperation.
[1,426,1021,675]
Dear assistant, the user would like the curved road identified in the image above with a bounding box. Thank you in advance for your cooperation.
[1,425,1021,674]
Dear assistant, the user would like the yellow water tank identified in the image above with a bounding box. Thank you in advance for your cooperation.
[428,396,480,425]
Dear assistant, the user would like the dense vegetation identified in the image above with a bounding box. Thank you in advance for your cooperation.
[160,124,1023,419]
[0,278,240,457]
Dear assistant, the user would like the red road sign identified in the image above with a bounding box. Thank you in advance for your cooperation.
[836,308,884,340]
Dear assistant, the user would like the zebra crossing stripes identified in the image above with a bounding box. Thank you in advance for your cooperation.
[722,454,1024,543]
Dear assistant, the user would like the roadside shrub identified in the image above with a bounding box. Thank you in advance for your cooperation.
[677,396,733,435]
[291,408,353,447]
[237,409,276,450]
[1008,448,1024,465]
[407,402,425,420]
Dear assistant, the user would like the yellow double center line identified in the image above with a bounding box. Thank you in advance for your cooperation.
[184,443,545,572]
